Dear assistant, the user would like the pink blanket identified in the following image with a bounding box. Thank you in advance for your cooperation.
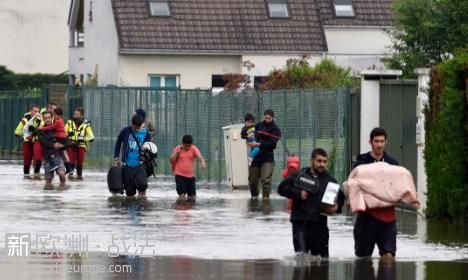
[344,162,420,212]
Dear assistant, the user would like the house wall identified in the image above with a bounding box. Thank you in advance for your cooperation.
[324,27,393,73]
[69,0,119,86]
[0,0,70,73]
[117,55,242,88]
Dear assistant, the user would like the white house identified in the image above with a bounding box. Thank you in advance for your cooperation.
[69,0,395,88]
[318,0,394,74]
[0,0,71,74]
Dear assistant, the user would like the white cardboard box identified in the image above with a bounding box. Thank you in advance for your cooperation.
[321,182,340,206]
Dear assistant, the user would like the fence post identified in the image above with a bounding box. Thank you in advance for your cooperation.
[299,90,303,160]
[207,90,212,181]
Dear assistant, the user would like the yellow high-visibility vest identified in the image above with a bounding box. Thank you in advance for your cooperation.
[14,113,42,142]
[65,119,95,150]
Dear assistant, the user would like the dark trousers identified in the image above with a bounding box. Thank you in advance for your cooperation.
[248,162,274,198]
[354,212,397,257]
[292,221,329,257]
[122,165,148,196]
[175,175,196,196]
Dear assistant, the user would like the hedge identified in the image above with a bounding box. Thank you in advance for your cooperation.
[425,53,468,223]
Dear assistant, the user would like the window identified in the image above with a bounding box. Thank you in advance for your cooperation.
[69,74,76,86]
[266,1,290,18]
[211,75,227,88]
[148,1,171,17]
[69,0,85,47]
[150,76,161,87]
[149,75,179,88]
[333,0,355,17]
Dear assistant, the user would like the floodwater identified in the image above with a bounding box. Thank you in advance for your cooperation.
[0,160,466,279]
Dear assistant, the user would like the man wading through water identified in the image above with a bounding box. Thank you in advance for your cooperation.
[114,114,151,197]
[278,148,345,257]
[38,111,67,188]
[353,127,399,262]
[241,109,281,199]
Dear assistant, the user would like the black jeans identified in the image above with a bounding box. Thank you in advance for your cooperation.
[292,221,329,257]
[354,212,397,257]
[122,165,147,196]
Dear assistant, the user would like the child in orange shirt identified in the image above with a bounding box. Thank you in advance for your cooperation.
[169,134,206,201]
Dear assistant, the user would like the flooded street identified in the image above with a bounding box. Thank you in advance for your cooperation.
[0,160,467,279]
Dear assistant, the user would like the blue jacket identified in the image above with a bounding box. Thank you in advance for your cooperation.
[114,126,150,167]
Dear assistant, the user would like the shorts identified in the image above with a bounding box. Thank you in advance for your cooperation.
[43,154,66,180]
[122,165,148,196]
[353,212,397,257]
[175,175,196,196]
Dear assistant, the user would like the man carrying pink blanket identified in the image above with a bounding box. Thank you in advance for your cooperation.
[348,127,419,262]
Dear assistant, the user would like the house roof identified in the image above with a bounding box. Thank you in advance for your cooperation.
[111,0,328,54]
[318,0,394,27]
[110,0,395,53]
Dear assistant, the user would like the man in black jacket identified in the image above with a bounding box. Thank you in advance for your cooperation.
[241,109,281,199]
[278,148,345,257]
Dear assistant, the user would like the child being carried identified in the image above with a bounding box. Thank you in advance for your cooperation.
[244,113,260,166]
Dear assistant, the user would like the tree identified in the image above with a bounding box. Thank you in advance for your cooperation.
[0,65,17,90]
[384,0,468,77]
[0,65,67,90]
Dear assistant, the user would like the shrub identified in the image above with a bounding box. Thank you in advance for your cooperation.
[260,57,357,90]
[425,53,468,223]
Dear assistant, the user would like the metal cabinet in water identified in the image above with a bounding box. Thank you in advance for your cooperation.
[223,124,249,189]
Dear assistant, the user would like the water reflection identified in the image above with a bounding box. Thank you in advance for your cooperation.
[2,252,466,279]
[291,260,329,280]
[352,258,396,280]
[247,198,273,215]
[426,221,468,245]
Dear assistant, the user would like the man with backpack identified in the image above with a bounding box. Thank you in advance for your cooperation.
[113,114,152,197]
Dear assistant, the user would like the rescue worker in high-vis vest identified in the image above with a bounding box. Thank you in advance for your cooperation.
[65,107,94,179]
[14,104,42,177]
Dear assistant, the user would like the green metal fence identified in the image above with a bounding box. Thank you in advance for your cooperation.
[0,87,352,184]
[0,89,46,154]
[80,87,352,183]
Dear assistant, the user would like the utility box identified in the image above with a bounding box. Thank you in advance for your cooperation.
[223,124,249,189]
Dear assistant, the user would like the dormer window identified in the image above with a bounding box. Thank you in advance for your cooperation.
[333,0,355,17]
[266,0,290,18]
[149,0,171,17]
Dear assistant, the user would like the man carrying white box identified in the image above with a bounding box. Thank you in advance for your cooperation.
[277,148,345,257]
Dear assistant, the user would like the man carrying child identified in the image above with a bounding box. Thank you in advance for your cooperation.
[37,111,66,187]
[241,109,281,199]
[39,108,72,174]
